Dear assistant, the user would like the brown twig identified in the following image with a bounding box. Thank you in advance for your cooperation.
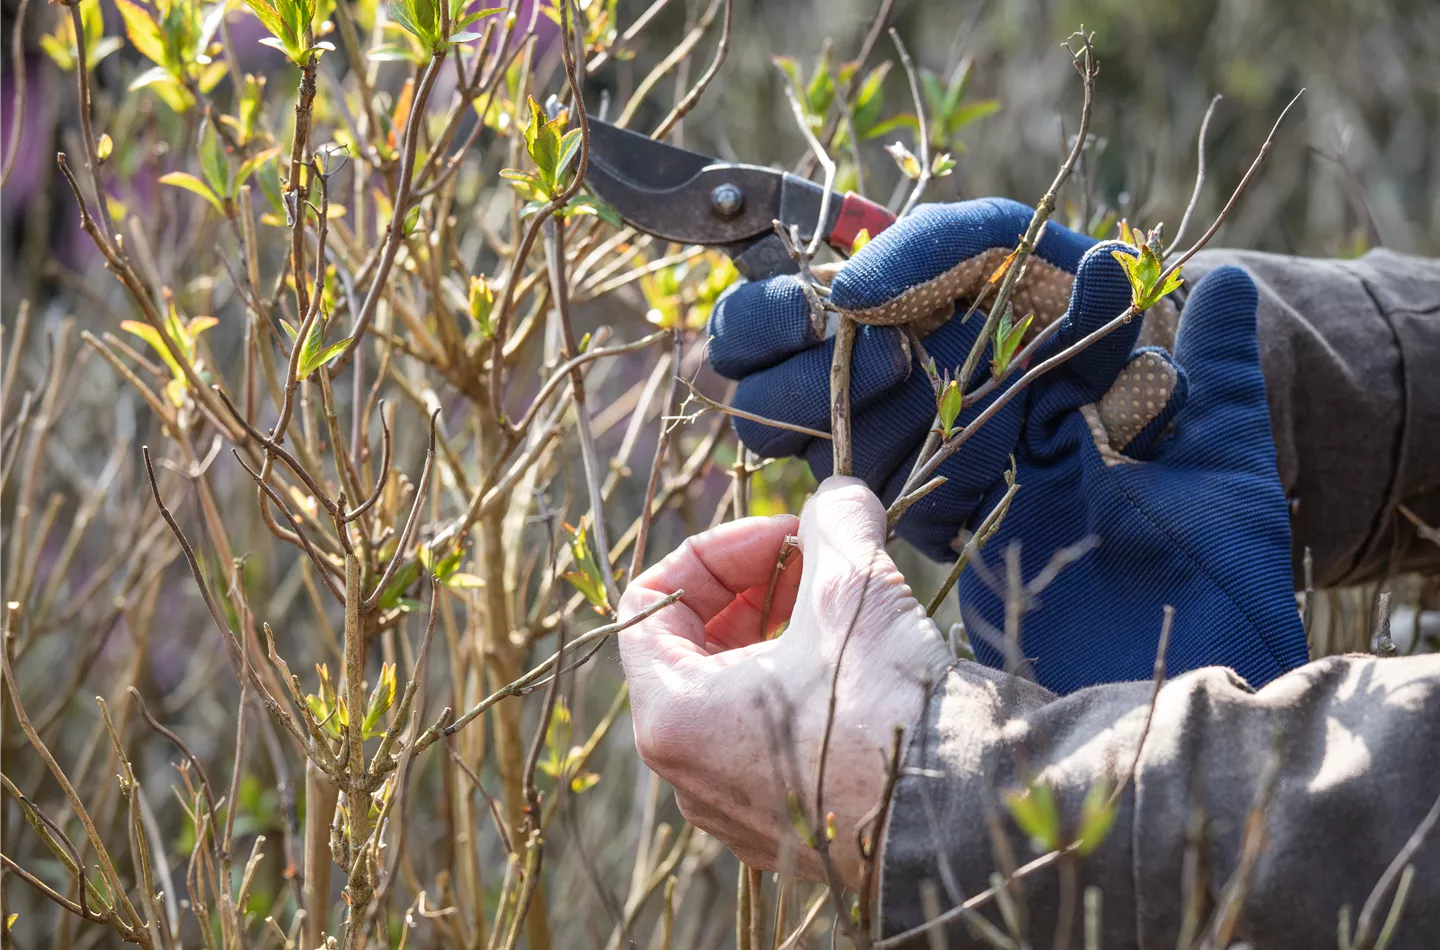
[759,536,800,639]
[2,643,150,943]
[1170,94,1223,256]
[892,33,1097,507]
[797,0,896,178]
[672,377,833,441]
[429,590,684,745]
[925,478,1019,615]
[1107,605,1173,809]
[364,409,440,612]
[0,0,31,188]
[630,331,682,581]
[651,0,733,139]
[140,446,309,750]
[1351,787,1440,948]
[891,29,932,217]
[1197,731,1284,949]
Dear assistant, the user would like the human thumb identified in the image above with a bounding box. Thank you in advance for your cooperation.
[792,478,944,662]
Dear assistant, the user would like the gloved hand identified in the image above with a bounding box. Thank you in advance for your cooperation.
[959,266,1310,694]
[707,198,1177,560]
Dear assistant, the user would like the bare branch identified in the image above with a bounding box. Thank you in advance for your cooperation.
[1170,94,1223,256]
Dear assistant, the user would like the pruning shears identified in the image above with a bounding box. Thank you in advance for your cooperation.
[583,119,898,280]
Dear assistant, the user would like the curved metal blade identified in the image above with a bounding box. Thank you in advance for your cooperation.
[585,119,786,245]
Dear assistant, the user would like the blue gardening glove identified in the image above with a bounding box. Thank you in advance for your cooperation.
[708,198,1160,560]
[958,266,1309,694]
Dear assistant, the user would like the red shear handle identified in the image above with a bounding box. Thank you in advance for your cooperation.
[828,192,898,254]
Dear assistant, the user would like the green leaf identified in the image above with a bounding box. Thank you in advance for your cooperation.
[422,543,464,583]
[467,274,495,336]
[115,0,168,68]
[991,310,1033,380]
[556,127,582,181]
[937,378,963,439]
[522,95,545,154]
[930,152,956,177]
[82,0,107,53]
[944,59,974,116]
[946,99,1000,134]
[120,320,184,379]
[563,519,612,614]
[862,112,919,140]
[128,64,174,90]
[378,560,421,611]
[770,55,801,94]
[786,791,813,845]
[445,572,485,589]
[368,42,425,62]
[564,194,621,228]
[920,68,947,116]
[159,171,226,214]
[361,662,397,738]
[884,141,921,179]
[500,167,543,202]
[855,61,891,110]
[1075,780,1118,856]
[298,336,352,379]
[235,145,280,191]
[96,133,114,163]
[387,0,438,48]
[200,119,228,198]
[40,32,76,72]
[237,0,289,50]
[1004,780,1061,853]
[538,698,573,780]
[1111,235,1179,311]
[849,61,891,134]
[803,45,834,119]
[849,228,871,255]
[530,114,566,190]
[455,4,503,28]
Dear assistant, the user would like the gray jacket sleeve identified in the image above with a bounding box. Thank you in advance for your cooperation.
[1185,249,1440,587]
[877,655,1440,949]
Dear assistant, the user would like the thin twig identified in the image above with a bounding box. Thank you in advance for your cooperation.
[364,409,440,612]
[651,0,733,139]
[427,590,684,745]
[925,478,1019,614]
[0,0,31,188]
[1107,605,1173,809]
[1169,94,1223,256]
[892,34,1097,507]
[1164,90,1305,275]
[1352,788,1440,949]
[630,331,682,581]
[673,377,833,441]
[797,0,896,177]
[892,30,932,217]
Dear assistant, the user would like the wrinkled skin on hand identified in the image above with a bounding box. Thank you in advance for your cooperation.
[618,478,951,889]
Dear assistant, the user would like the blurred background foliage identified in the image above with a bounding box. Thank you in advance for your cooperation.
[1,0,1437,946]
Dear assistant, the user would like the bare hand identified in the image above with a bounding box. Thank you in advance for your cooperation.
[618,478,951,889]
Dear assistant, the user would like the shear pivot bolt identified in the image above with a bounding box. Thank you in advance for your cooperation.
[710,183,744,219]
